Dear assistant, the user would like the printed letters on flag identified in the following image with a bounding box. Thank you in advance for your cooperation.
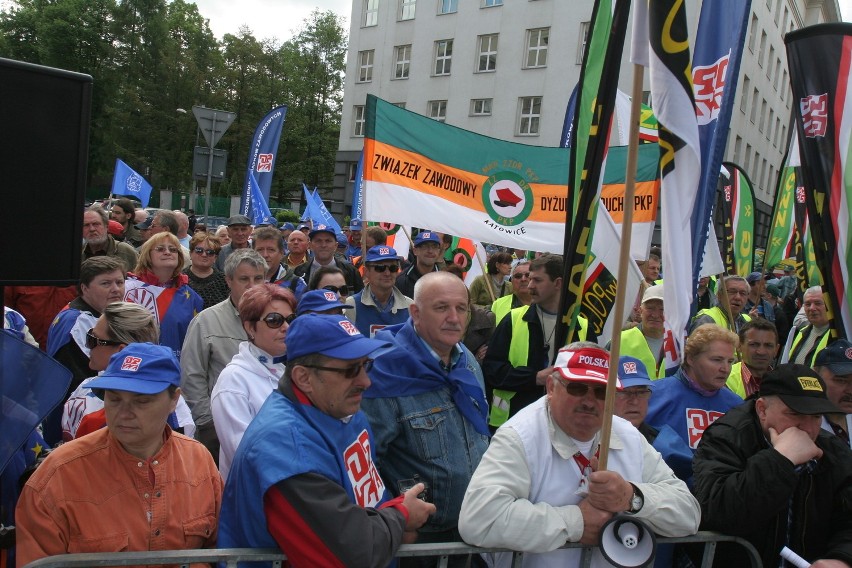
[240,106,287,215]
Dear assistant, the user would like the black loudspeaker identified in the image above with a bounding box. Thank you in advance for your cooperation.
[0,58,92,286]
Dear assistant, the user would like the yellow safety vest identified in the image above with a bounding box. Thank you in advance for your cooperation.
[789,326,831,366]
[619,327,665,379]
[491,295,515,324]
[726,362,746,399]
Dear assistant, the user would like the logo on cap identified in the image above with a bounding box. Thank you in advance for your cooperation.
[121,356,142,371]
[379,247,390,255]
[339,320,360,336]
[421,232,432,239]
[845,347,852,359]
[323,291,337,301]
[623,361,637,374]
[798,377,823,392]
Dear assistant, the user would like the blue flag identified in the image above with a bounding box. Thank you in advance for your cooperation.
[111,158,153,207]
[559,84,580,149]
[310,187,343,234]
[301,183,315,221]
[351,151,365,221]
[240,106,288,215]
[0,332,71,474]
[247,171,275,225]
[691,0,751,289]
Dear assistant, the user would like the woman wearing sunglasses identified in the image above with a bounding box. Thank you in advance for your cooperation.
[184,233,228,310]
[123,232,203,360]
[308,266,352,302]
[62,301,195,441]
[211,283,297,480]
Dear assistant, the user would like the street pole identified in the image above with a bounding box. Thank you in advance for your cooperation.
[203,112,218,220]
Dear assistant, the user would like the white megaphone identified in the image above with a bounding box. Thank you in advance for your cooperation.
[599,514,657,568]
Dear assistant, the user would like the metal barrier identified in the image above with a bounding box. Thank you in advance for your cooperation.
[22,531,762,567]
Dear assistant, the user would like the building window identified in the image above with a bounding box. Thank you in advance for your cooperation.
[394,44,411,79]
[748,15,758,51]
[482,0,503,6]
[744,144,752,170]
[353,106,366,137]
[577,21,590,64]
[470,98,493,116]
[439,0,457,14]
[759,99,766,132]
[477,34,498,73]
[363,0,378,26]
[734,136,742,162]
[434,39,453,75]
[758,31,767,67]
[348,162,358,182]
[518,96,542,136]
[392,102,406,108]
[740,75,750,113]
[399,0,416,20]
[428,100,447,122]
[525,28,549,68]
[767,46,774,78]
[357,50,374,83]
[750,88,758,123]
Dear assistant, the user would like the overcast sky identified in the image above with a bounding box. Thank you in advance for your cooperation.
[193,0,353,42]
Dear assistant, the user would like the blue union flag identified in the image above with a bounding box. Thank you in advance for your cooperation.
[111,158,153,207]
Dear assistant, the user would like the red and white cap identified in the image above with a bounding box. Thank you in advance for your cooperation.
[553,346,620,387]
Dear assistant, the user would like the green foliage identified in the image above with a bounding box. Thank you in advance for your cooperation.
[0,2,346,200]
[275,209,300,224]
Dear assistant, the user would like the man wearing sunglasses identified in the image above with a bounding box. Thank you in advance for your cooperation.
[344,245,413,338]
[395,230,443,298]
[459,344,700,566]
[219,313,436,566]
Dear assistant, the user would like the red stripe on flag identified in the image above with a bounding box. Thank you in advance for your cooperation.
[829,36,852,302]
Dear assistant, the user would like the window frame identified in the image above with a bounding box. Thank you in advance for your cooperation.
[434,39,453,76]
[477,33,499,73]
[525,27,549,69]
[393,44,412,80]
[518,96,542,136]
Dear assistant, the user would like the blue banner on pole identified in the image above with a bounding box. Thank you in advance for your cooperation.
[351,151,364,221]
[240,106,288,215]
[247,171,275,225]
[690,0,751,289]
[559,84,580,149]
[310,187,343,234]
[111,158,153,208]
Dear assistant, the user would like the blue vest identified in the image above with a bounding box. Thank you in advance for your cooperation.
[351,290,411,337]
[218,389,388,555]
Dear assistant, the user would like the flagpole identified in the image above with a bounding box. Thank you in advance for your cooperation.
[599,64,643,470]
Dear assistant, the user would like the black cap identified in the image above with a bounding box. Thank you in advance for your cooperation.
[759,364,842,415]
[135,215,153,230]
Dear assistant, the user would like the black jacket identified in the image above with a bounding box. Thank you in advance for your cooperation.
[693,400,852,567]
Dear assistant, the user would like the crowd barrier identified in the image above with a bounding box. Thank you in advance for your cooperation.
[22,531,763,567]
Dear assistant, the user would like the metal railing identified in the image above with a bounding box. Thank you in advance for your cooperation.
[22,531,762,567]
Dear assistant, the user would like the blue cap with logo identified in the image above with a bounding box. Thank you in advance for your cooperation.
[414,230,440,247]
[297,290,351,316]
[280,222,296,232]
[309,223,337,239]
[350,218,363,231]
[365,245,402,263]
[87,343,180,395]
[815,339,852,375]
[617,356,654,388]
[286,314,391,362]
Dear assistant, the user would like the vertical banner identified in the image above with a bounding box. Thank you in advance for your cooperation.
[351,151,365,221]
[764,128,801,271]
[786,23,852,339]
[111,158,153,207]
[718,163,755,276]
[240,106,287,215]
[691,0,752,286]
[632,0,701,360]
[247,171,274,225]
[558,0,632,349]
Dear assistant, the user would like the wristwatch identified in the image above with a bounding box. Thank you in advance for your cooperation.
[628,484,644,514]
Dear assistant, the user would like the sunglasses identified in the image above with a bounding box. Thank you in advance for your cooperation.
[193,246,218,257]
[85,328,123,350]
[153,245,179,254]
[323,285,352,295]
[615,388,652,400]
[302,359,374,379]
[559,379,608,401]
[369,264,400,273]
[258,312,297,329]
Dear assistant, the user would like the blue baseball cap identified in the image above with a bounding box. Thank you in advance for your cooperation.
[414,230,440,247]
[350,218,363,231]
[336,233,348,248]
[815,339,852,375]
[617,356,654,388]
[365,245,401,263]
[286,314,391,362]
[309,223,337,239]
[297,290,351,315]
[280,222,296,231]
[298,223,311,231]
[87,343,180,395]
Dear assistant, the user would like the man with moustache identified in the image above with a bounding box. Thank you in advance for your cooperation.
[814,340,852,448]
[490,259,532,323]
[783,286,832,366]
[458,343,700,568]
[219,314,435,567]
[361,272,489,565]
[82,205,138,273]
[726,319,779,399]
[690,275,752,334]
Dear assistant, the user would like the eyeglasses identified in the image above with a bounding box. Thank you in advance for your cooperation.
[369,264,400,273]
[557,379,608,400]
[303,359,374,379]
[153,245,179,254]
[615,388,652,400]
[85,328,123,350]
[513,272,531,279]
[193,246,218,257]
[257,312,297,329]
[323,285,352,296]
